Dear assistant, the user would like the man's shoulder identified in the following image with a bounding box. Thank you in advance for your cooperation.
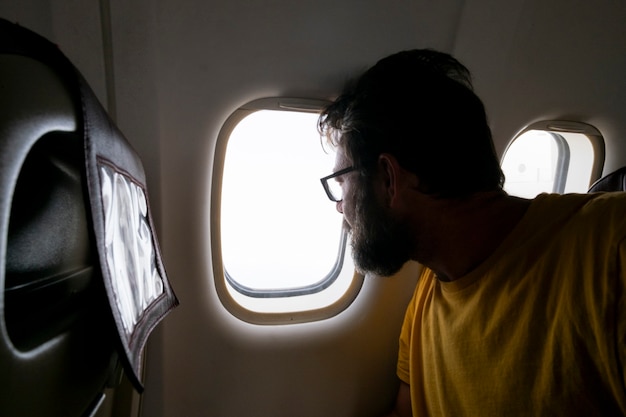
[532,192,626,217]
[534,192,626,240]
[574,192,626,224]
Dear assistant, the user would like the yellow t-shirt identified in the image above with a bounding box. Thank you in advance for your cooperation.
[397,193,626,416]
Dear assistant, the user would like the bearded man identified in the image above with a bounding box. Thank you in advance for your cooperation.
[318,49,626,416]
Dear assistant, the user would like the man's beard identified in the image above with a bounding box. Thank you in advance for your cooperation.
[347,182,414,277]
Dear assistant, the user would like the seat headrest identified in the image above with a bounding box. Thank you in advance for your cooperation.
[588,167,626,192]
[0,17,178,393]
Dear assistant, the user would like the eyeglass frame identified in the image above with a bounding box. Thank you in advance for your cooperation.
[320,166,357,202]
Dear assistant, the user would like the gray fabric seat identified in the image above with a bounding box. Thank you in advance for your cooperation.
[588,167,626,192]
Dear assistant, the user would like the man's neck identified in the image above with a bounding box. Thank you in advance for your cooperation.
[417,191,531,281]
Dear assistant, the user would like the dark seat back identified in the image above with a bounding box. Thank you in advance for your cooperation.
[588,167,626,192]
[0,18,178,417]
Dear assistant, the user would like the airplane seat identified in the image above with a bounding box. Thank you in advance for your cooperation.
[0,18,178,417]
[588,167,626,192]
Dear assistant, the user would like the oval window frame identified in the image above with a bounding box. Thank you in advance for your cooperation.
[210,97,364,325]
[502,120,605,197]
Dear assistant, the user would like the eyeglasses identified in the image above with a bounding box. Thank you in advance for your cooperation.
[320,166,356,202]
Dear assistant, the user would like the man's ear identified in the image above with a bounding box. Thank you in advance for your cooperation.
[378,153,401,207]
[378,153,419,207]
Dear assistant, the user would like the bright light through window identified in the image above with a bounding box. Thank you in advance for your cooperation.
[218,107,356,316]
[501,122,602,198]
[502,130,560,198]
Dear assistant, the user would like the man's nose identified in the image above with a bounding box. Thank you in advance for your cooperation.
[336,200,343,214]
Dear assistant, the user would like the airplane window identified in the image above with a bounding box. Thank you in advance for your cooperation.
[212,99,362,323]
[501,121,604,198]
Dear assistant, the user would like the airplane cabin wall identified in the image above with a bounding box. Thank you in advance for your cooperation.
[147,1,430,416]
[452,0,626,175]
[2,1,626,416]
